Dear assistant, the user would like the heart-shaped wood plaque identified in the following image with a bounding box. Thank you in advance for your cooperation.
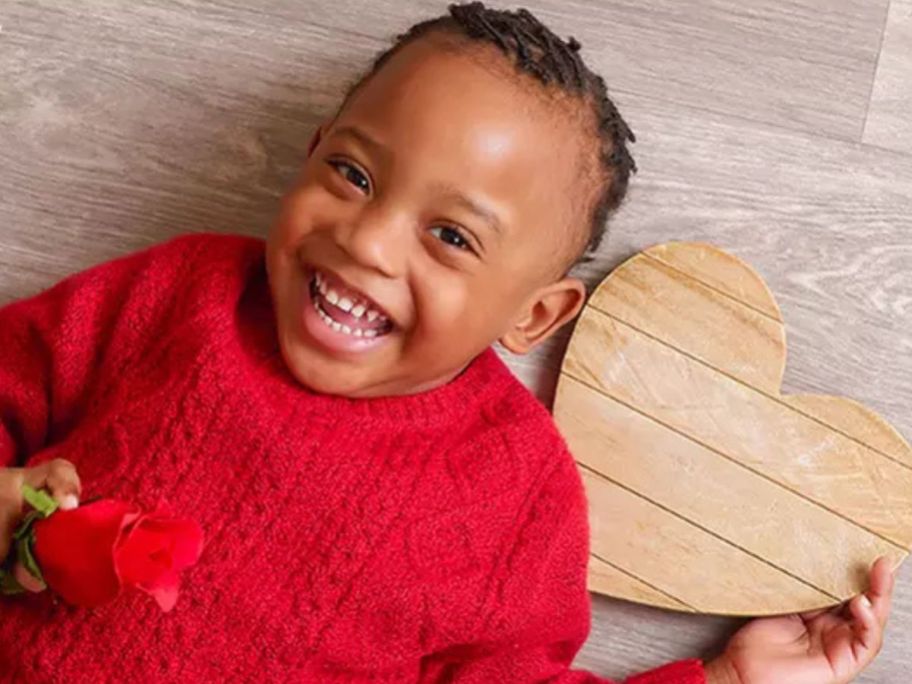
[554,242,912,616]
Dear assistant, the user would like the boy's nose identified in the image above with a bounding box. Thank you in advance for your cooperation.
[338,207,409,279]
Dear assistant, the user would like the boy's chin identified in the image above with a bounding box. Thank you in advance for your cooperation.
[276,342,394,398]
[279,341,465,399]
[279,346,379,398]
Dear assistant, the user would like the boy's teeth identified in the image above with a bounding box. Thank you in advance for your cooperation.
[312,270,391,327]
[313,291,389,339]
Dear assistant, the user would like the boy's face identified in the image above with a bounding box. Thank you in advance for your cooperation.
[266,33,594,397]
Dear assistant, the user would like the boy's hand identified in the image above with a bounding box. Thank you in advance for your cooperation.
[0,460,81,592]
[705,557,895,684]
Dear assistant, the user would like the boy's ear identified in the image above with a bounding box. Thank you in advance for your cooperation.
[500,277,587,355]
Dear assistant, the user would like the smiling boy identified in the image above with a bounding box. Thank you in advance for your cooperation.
[0,3,893,683]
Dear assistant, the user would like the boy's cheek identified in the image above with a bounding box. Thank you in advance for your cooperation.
[274,183,333,235]
[411,307,499,360]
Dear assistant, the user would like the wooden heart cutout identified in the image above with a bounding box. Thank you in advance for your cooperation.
[554,242,912,616]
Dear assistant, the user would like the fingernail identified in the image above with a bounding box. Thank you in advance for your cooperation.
[861,595,872,609]
[13,563,46,593]
[60,494,79,510]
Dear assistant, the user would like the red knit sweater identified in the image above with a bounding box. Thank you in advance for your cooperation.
[0,233,705,683]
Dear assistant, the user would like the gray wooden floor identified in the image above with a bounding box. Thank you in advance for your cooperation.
[2,1,910,680]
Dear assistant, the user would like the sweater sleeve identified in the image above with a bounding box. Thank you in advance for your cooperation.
[0,233,207,468]
[421,446,707,684]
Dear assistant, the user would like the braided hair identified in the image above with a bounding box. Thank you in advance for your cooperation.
[339,1,637,262]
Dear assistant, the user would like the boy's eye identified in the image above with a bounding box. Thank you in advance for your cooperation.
[429,225,473,252]
[328,159,370,194]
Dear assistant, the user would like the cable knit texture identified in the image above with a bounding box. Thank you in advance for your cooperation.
[0,232,705,684]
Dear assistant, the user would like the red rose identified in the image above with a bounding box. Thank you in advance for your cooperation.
[32,499,203,611]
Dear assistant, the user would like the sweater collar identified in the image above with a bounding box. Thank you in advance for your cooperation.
[270,345,510,429]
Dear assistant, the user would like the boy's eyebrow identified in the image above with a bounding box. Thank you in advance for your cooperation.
[432,184,504,236]
[334,125,388,161]
[333,125,503,236]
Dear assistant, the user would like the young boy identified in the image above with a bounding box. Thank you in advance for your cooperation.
[0,3,894,682]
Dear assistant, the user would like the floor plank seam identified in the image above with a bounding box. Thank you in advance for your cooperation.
[859,0,894,141]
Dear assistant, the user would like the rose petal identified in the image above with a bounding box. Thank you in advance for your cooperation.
[115,525,173,587]
[137,569,180,612]
[32,500,140,608]
[112,513,203,611]
[161,519,204,569]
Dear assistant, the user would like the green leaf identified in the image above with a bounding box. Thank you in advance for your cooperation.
[12,511,41,541]
[15,529,44,585]
[21,484,59,518]
[1,486,53,597]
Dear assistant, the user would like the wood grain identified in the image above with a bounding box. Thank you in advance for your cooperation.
[177,0,892,141]
[565,312,912,544]
[555,242,912,614]
[590,249,788,393]
[562,376,903,602]
[864,0,912,153]
[580,467,839,613]
[1,0,910,679]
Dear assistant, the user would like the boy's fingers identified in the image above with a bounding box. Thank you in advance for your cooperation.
[0,468,26,560]
[867,556,895,627]
[23,459,81,510]
[1,462,80,591]
[12,560,46,593]
[0,508,15,560]
[849,593,882,662]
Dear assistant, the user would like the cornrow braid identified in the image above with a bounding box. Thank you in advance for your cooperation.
[339,1,637,260]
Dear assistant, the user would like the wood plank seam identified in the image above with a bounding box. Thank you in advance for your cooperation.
[590,552,698,612]
[585,304,912,472]
[641,251,783,324]
[576,460,841,603]
[859,5,893,140]
[562,369,908,553]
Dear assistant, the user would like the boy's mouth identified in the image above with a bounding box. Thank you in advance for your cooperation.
[306,268,394,340]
